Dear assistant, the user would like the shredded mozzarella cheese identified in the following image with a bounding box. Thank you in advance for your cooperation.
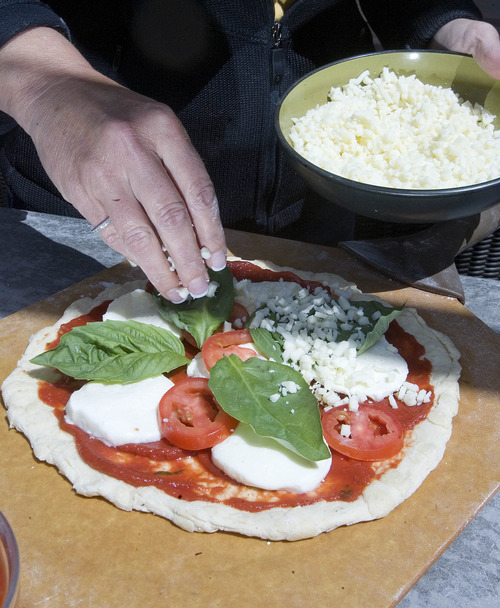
[237,279,409,407]
[290,67,500,189]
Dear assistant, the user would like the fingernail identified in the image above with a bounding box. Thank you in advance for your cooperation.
[166,287,189,304]
[208,249,226,272]
[188,277,209,299]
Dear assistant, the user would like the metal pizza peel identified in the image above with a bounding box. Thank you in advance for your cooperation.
[340,205,500,303]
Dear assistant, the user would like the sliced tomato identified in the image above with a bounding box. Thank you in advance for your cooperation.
[321,404,404,461]
[201,329,257,370]
[158,377,237,450]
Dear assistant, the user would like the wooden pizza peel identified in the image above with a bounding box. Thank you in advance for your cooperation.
[0,230,499,608]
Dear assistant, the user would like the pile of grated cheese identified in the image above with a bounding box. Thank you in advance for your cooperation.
[235,278,431,409]
[289,67,500,189]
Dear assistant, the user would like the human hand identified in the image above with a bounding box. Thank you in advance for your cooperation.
[430,18,500,80]
[31,76,226,302]
[0,28,226,302]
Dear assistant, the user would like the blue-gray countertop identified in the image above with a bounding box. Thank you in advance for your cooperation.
[1,207,498,606]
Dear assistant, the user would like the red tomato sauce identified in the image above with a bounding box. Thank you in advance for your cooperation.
[44,400,377,509]
[45,301,111,350]
[382,321,433,430]
[36,262,434,512]
[228,259,333,295]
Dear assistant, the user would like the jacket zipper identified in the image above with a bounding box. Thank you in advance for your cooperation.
[260,19,286,230]
[271,20,284,87]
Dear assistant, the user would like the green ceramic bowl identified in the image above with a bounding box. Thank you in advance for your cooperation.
[275,50,500,223]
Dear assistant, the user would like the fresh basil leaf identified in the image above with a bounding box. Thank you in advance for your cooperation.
[31,320,189,383]
[249,327,284,363]
[355,301,404,355]
[208,355,330,462]
[154,267,234,348]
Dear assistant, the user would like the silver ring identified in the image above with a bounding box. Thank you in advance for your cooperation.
[91,217,111,234]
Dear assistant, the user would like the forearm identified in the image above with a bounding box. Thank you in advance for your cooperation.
[0,0,68,49]
[0,0,70,132]
[0,26,117,136]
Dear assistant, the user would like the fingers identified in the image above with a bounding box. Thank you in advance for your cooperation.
[156,125,227,272]
[97,192,202,302]
[125,120,226,298]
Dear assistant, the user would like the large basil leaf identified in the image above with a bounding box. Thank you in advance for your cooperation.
[208,355,330,462]
[154,267,234,348]
[31,320,189,383]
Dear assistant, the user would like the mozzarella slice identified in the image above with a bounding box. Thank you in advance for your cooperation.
[338,336,409,401]
[211,423,332,493]
[187,353,210,379]
[103,289,181,337]
[65,375,173,446]
[288,334,408,405]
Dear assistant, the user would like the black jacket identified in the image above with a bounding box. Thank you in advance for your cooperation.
[0,0,483,241]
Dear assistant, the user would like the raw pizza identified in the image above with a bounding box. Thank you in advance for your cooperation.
[1,258,460,541]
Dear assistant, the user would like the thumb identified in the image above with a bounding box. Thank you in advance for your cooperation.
[471,24,500,79]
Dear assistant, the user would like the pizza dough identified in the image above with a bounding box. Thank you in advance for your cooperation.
[1,260,461,541]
